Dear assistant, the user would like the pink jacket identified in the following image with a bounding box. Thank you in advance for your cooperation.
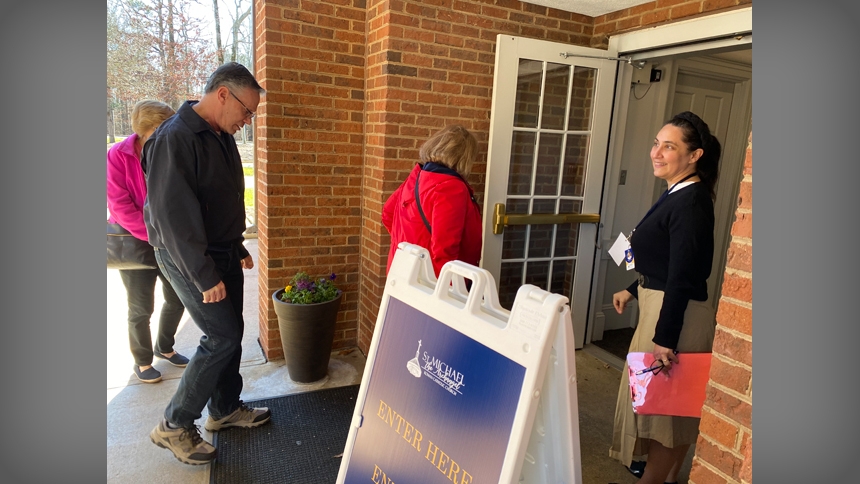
[107,134,149,240]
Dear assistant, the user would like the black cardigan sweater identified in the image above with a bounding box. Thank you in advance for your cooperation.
[626,182,715,349]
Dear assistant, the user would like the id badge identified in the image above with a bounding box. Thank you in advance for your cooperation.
[624,247,635,271]
[609,232,630,266]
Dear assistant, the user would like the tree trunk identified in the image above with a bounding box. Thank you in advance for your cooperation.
[229,4,250,62]
[157,0,166,69]
[213,0,223,65]
[167,0,176,106]
[108,107,116,144]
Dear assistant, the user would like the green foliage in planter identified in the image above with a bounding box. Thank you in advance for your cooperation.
[279,271,341,304]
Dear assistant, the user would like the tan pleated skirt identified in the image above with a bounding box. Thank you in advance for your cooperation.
[608,286,716,466]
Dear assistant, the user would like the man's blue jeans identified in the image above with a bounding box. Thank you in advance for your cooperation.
[154,246,245,428]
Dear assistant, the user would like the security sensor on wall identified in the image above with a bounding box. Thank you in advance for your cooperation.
[631,63,663,85]
[631,62,652,84]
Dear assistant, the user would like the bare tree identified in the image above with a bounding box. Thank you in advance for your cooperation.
[212,0,223,64]
[107,0,253,136]
[107,105,116,143]
[227,0,251,63]
[108,0,217,131]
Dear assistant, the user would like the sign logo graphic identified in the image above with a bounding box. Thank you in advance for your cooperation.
[406,340,422,378]
[406,339,466,396]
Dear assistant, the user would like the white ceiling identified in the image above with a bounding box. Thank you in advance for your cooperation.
[710,49,752,66]
[524,0,654,17]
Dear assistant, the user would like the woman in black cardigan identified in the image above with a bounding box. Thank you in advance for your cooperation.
[609,111,722,484]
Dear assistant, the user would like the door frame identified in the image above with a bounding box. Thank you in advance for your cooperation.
[585,7,752,345]
[671,56,752,310]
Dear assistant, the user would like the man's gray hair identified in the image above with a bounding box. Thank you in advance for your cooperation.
[204,62,265,95]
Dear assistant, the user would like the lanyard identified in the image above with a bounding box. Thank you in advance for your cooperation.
[631,172,697,236]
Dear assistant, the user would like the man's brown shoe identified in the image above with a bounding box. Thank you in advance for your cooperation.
[150,419,216,465]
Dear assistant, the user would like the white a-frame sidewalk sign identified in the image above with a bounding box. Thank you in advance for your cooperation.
[337,243,582,483]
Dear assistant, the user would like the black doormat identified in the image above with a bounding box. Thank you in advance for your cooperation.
[592,327,635,360]
[210,384,360,484]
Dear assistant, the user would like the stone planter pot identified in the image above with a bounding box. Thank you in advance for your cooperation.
[272,289,342,383]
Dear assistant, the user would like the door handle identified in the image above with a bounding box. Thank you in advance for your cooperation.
[492,203,600,235]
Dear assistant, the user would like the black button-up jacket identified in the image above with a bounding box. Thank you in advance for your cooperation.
[141,101,250,292]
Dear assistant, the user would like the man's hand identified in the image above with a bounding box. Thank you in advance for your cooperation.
[241,255,254,270]
[202,281,226,303]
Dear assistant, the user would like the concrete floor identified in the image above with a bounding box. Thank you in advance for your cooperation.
[106,239,690,483]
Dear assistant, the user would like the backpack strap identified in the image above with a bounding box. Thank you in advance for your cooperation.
[414,170,432,234]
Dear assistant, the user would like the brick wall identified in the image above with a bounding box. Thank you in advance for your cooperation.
[252,0,751,358]
[253,0,368,359]
[591,0,752,48]
[254,9,753,480]
[688,132,752,484]
[357,0,594,353]
[253,0,597,358]
[252,0,752,479]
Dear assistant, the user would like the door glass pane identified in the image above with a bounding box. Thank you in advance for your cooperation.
[528,225,554,259]
[540,63,570,130]
[550,259,575,297]
[498,262,523,310]
[508,131,536,196]
[554,200,582,258]
[513,59,543,128]
[568,66,596,131]
[525,260,550,291]
[528,199,556,258]
[501,199,529,259]
[561,134,589,197]
[535,133,562,196]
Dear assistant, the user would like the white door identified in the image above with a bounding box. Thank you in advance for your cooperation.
[669,70,741,308]
[482,35,618,348]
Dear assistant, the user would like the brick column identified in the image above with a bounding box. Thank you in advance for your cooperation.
[253,0,367,359]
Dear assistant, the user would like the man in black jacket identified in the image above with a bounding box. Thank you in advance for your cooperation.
[142,62,269,465]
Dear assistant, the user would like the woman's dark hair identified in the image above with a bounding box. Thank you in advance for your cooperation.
[667,111,721,199]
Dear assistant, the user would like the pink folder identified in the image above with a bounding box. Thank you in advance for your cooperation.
[626,352,713,418]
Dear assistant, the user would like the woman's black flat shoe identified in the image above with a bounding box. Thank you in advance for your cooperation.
[626,460,646,478]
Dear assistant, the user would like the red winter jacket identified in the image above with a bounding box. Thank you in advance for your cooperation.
[382,163,483,276]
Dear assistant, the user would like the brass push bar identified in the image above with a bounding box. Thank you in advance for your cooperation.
[492,203,600,235]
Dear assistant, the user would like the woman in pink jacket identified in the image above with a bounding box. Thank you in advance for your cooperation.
[382,125,483,277]
[107,100,187,384]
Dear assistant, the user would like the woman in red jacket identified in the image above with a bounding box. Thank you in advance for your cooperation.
[382,125,482,277]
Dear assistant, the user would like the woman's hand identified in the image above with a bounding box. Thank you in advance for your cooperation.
[613,289,634,314]
[653,344,679,370]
